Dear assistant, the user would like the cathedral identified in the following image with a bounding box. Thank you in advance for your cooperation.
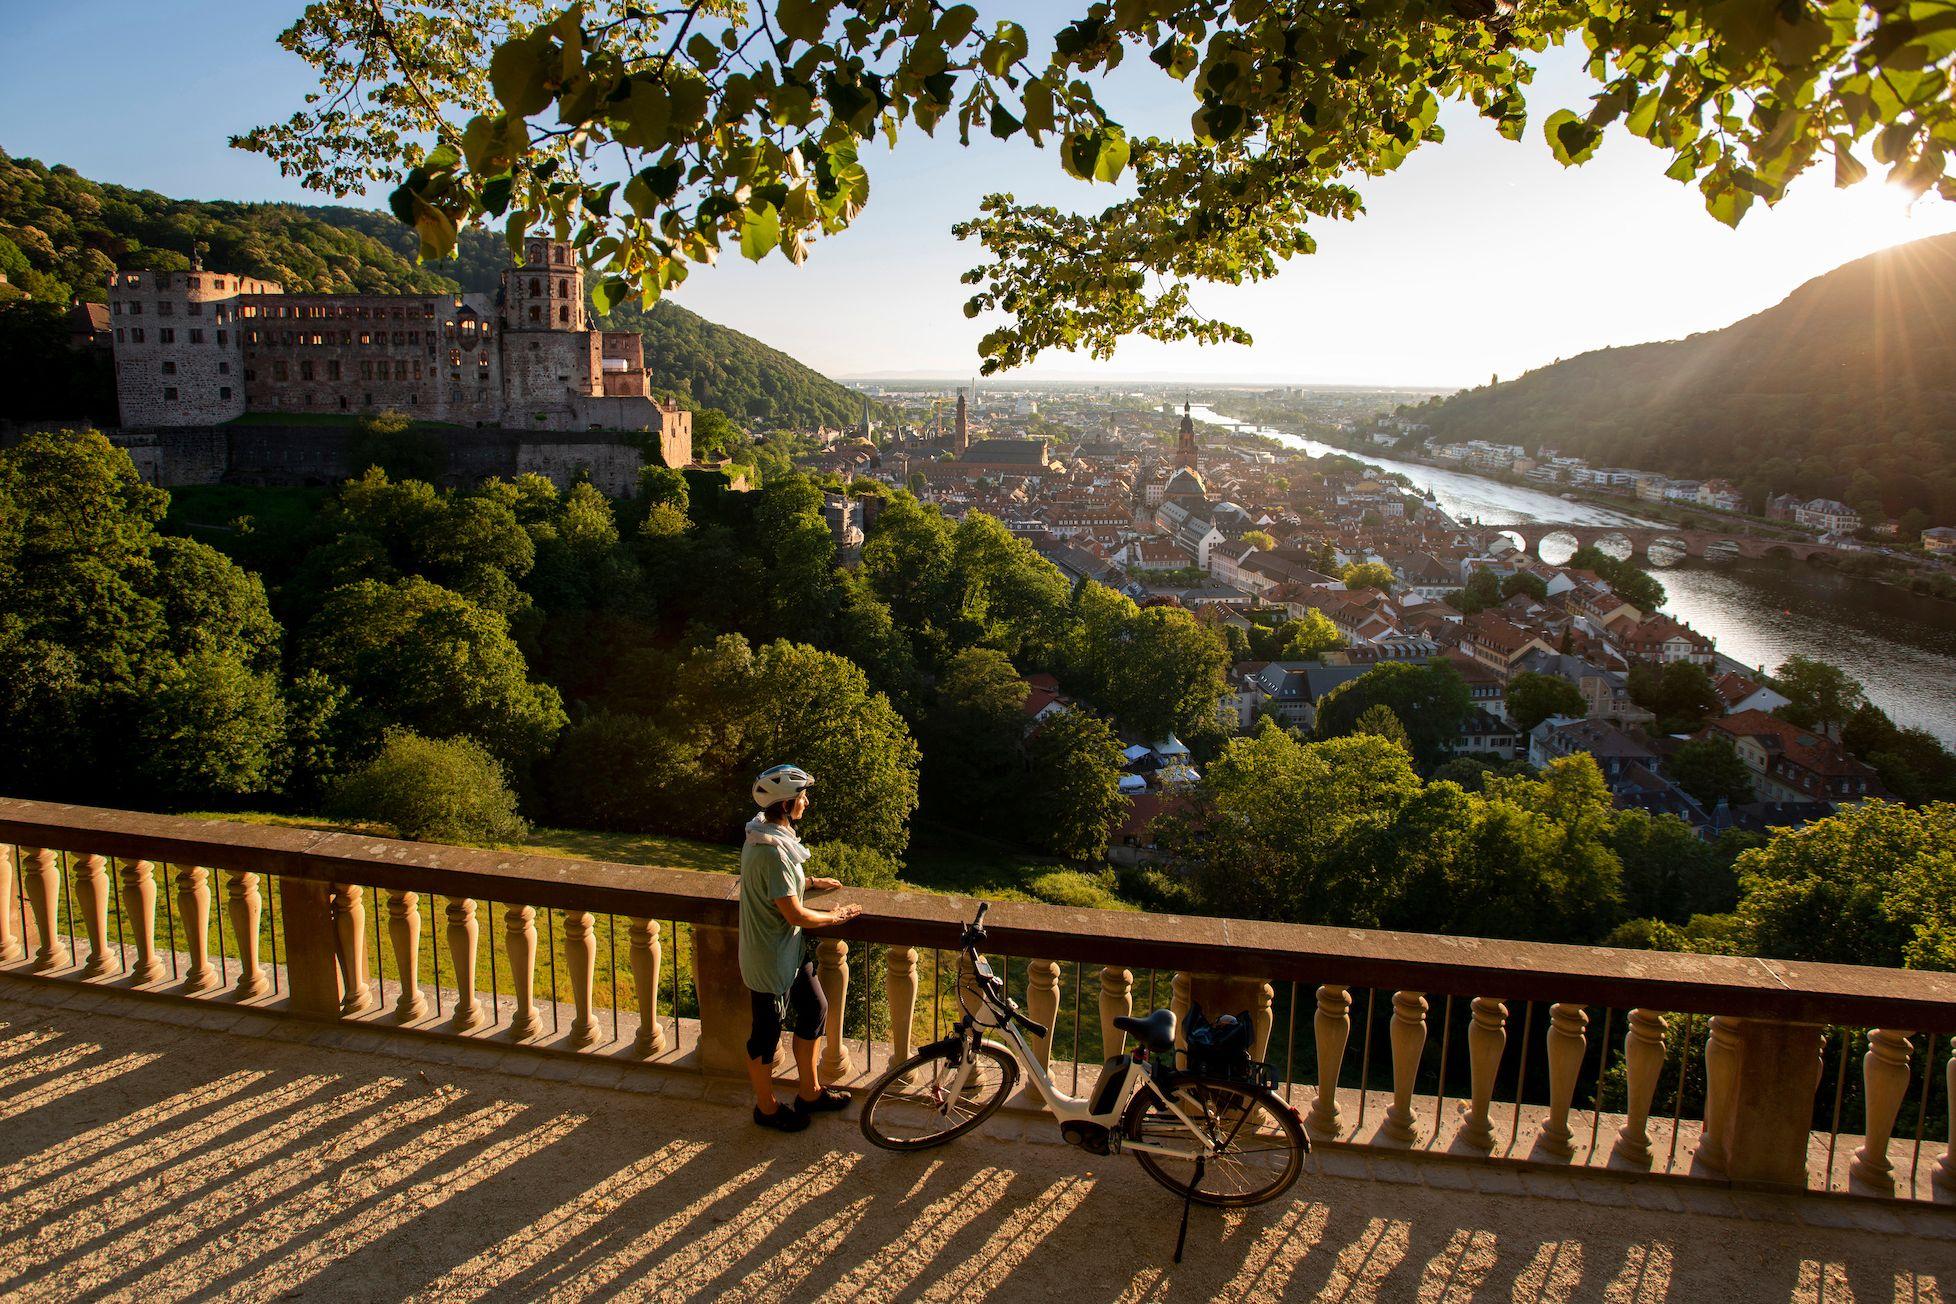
[106,238,691,469]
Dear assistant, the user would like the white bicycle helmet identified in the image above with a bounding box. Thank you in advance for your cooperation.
[752,764,816,808]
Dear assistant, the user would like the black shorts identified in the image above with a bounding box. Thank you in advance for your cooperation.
[747,959,827,1063]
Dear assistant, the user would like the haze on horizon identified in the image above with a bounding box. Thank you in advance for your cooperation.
[5,0,1953,391]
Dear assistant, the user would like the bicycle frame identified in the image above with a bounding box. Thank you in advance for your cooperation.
[934,960,1218,1162]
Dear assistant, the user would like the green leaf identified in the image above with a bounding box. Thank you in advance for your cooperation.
[591,275,628,316]
[1093,128,1131,182]
[490,31,555,117]
[481,174,515,217]
[1543,109,1601,165]
[739,202,781,261]
[983,21,1029,76]
[1834,144,1869,187]
[774,0,833,44]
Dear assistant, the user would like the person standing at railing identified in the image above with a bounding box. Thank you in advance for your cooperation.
[741,764,862,1132]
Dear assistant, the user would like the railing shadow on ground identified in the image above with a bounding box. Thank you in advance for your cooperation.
[1,987,1952,1304]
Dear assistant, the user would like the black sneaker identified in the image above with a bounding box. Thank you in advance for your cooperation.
[793,1088,852,1115]
[754,1102,810,1132]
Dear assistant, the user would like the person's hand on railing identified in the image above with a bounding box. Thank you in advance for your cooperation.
[813,903,862,928]
[805,876,842,892]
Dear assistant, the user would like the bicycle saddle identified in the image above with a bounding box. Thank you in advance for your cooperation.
[1114,1008,1177,1052]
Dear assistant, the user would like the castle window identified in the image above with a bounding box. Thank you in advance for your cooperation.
[553,245,567,265]
[339,397,349,410]
[219,361,230,375]
[163,387,178,401]
[529,306,541,322]
[160,329,175,343]
[130,328,145,342]
[161,361,176,375]
[129,301,142,315]
[364,393,373,406]
[395,360,408,380]
[559,305,569,323]
[188,301,202,317]
[217,330,227,346]
[115,328,125,342]
[328,361,342,380]
[188,277,200,289]
[189,330,204,344]
[300,361,314,381]
[361,361,372,380]
[274,361,288,381]
[158,300,173,316]
[530,278,541,296]
[112,301,122,316]
[220,387,231,400]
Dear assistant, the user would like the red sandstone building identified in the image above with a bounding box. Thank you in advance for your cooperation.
[108,237,691,469]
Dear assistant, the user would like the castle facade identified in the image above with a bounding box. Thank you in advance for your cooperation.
[107,237,691,469]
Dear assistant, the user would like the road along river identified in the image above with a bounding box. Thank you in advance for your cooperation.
[1192,407,1956,745]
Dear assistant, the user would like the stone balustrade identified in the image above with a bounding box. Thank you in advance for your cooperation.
[2,798,1953,1204]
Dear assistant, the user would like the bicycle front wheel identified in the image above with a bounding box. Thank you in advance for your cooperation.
[1122,1075,1305,1207]
[859,1040,1020,1151]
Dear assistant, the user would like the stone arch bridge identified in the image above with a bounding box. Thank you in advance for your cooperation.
[1492,522,1843,564]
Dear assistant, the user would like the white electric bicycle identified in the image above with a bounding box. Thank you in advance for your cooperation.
[859,903,1307,1218]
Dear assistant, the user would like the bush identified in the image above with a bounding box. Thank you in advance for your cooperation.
[327,730,528,844]
[1024,868,1132,911]
[806,843,903,890]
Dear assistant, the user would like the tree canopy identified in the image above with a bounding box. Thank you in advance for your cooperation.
[246,1,1956,374]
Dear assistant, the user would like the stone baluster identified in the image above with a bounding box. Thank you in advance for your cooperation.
[1169,972,1192,1054]
[447,899,485,1032]
[446,899,483,1032]
[226,871,270,999]
[1539,1002,1591,1158]
[691,921,751,1075]
[1307,984,1351,1140]
[177,865,220,993]
[1381,991,1429,1144]
[1936,1045,1955,1195]
[74,854,112,979]
[386,891,429,1024]
[1612,1009,1668,1167]
[23,848,60,971]
[116,858,169,984]
[1850,1029,1914,1192]
[1099,966,1133,1056]
[1458,997,1507,1150]
[1695,1015,1741,1171]
[816,938,853,1079]
[561,910,598,1047]
[1024,960,1062,1073]
[1244,980,1276,1062]
[628,918,666,1056]
[883,946,918,1082]
[956,951,984,1025]
[0,846,16,962]
[504,903,541,1041]
[329,882,370,1013]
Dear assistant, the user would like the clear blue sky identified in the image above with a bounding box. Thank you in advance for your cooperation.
[6,2,1952,388]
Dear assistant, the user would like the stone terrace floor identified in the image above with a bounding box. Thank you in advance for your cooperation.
[0,978,1951,1304]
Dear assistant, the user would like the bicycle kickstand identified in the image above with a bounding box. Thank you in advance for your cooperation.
[1172,1155,1204,1265]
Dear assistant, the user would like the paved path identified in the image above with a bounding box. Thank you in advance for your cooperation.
[0,981,1950,1303]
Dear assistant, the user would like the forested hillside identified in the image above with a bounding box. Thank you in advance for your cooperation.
[1407,234,1956,520]
[0,151,868,429]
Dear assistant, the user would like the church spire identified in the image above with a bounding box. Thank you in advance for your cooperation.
[1176,398,1197,471]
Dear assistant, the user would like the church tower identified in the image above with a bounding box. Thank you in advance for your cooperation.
[953,388,969,456]
[1176,399,1198,470]
[503,238,587,333]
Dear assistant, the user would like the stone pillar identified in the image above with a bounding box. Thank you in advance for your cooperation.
[816,938,853,1079]
[178,865,220,993]
[1099,966,1133,1057]
[1307,984,1351,1140]
[562,910,599,1047]
[446,898,483,1032]
[1025,959,1062,1073]
[1850,1029,1914,1193]
[330,882,370,1013]
[1696,1015,1741,1171]
[1169,971,1192,1053]
[1242,979,1276,1061]
[117,858,169,984]
[387,891,429,1024]
[628,918,666,1057]
[691,921,751,1075]
[22,848,60,971]
[1612,1009,1667,1167]
[0,846,17,962]
[1539,1002,1591,1158]
[1381,991,1428,1144]
[1720,1018,1826,1190]
[1936,1044,1956,1195]
[1459,996,1507,1150]
[884,945,919,1082]
[73,854,112,979]
[278,877,344,1018]
[225,870,270,999]
[503,903,541,1041]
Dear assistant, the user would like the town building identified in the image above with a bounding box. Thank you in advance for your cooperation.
[1794,498,1862,534]
[1700,710,1883,806]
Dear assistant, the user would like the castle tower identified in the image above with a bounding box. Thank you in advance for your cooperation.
[502,237,587,333]
[1176,399,1198,470]
[953,388,968,456]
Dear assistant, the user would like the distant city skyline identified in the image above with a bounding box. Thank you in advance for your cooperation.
[5,1,1954,390]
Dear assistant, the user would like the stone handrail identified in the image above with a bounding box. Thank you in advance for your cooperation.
[1,796,1951,1202]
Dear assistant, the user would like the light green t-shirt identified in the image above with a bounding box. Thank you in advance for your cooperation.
[739,818,809,995]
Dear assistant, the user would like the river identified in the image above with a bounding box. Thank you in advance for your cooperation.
[1189,407,1956,745]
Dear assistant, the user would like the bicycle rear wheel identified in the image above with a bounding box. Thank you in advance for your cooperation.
[1122,1074,1305,1207]
[859,1040,1020,1152]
